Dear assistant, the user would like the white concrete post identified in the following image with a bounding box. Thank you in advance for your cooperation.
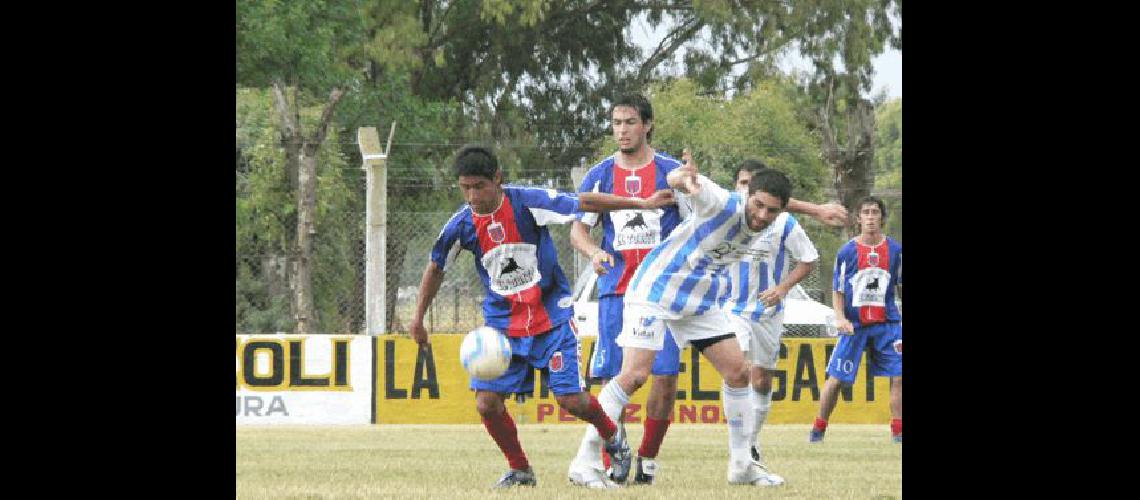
[357,124,395,335]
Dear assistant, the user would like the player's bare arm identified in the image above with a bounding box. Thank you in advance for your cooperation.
[830,290,855,334]
[786,199,848,227]
[758,260,816,307]
[577,190,676,212]
[410,261,445,345]
[570,220,613,275]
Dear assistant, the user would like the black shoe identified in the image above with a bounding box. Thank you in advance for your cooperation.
[603,425,632,484]
[492,467,536,488]
[632,456,657,485]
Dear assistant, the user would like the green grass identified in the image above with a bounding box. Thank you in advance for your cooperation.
[237,424,901,499]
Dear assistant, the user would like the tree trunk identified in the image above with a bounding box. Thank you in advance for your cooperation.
[293,152,318,334]
[820,92,876,238]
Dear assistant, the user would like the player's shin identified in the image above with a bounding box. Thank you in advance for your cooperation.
[750,387,772,449]
[481,408,529,471]
[723,383,754,466]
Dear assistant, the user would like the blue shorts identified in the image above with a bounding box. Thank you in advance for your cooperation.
[826,322,902,385]
[469,321,584,396]
[589,294,681,380]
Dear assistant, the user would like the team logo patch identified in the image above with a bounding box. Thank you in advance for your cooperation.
[641,315,657,328]
[625,176,642,196]
[550,351,565,373]
[487,222,505,244]
[868,250,880,268]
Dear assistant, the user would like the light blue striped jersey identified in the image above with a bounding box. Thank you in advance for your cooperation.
[625,175,792,317]
[719,211,819,322]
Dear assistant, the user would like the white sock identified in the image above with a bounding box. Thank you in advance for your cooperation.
[572,381,630,470]
[723,383,753,467]
[749,388,772,453]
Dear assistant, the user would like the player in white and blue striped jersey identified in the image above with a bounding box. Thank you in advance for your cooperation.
[719,160,821,470]
[592,150,797,486]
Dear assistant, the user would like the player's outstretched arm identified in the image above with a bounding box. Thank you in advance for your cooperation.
[577,190,675,213]
[759,261,816,307]
[787,199,848,227]
[410,261,445,345]
[667,149,700,194]
[570,220,612,275]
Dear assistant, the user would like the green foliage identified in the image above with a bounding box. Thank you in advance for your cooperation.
[874,97,902,240]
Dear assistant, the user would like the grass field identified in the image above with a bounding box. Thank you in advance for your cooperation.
[237,424,901,499]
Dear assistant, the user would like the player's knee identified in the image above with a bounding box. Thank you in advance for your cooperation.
[554,393,587,415]
[475,396,504,418]
[751,368,772,393]
[621,366,651,392]
[725,363,750,387]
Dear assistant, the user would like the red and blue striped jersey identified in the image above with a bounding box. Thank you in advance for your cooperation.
[431,186,580,337]
[833,237,903,327]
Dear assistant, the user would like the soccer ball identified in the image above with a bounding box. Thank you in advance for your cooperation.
[459,326,512,381]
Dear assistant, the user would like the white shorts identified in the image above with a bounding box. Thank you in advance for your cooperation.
[725,312,784,369]
[617,302,729,351]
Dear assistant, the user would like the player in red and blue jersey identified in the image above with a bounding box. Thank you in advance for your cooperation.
[568,93,685,487]
[811,196,903,443]
[410,145,674,489]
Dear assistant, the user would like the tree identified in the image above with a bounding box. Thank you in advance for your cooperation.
[237,0,366,333]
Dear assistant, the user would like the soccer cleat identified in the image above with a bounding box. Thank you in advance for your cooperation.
[492,467,536,489]
[603,425,633,484]
[809,429,825,443]
[632,456,658,485]
[728,461,785,486]
[892,434,902,444]
[568,464,619,489]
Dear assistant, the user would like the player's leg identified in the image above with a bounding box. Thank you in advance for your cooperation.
[745,317,782,464]
[470,337,537,488]
[632,328,681,485]
[681,313,782,486]
[811,327,868,442]
[865,322,903,442]
[571,295,625,478]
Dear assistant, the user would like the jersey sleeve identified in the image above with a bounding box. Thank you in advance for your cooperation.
[430,209,466,271]
[895,244,903,287]
[832,243,854,294]
[517,187,581,226]
[576,167,601,227]
[686,175,731,218]
[784,216,820,263]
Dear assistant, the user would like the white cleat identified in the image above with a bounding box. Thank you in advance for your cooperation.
[569,463,620,489]
[728,461,785,486]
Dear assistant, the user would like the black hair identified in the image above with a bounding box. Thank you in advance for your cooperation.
[734,159,769,182]
[859,196,887,219]
[747,169,793,208]
[611,93,654,142]
[453,145,499,180]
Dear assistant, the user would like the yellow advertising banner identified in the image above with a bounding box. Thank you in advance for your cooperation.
[376,335,892,424]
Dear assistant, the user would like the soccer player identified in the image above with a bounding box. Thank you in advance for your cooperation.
[810,196,902,443]
[567,93,686,488]
[721,160,823,469]
[409,145,675,488]
[591,150,797,486]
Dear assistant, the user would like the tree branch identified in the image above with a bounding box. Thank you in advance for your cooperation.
[271,80,297,140]
[636,16,704,83]
[307,87,346,150]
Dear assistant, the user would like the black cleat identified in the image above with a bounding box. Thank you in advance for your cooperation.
[492,467,536,489]
[632,456,658,485]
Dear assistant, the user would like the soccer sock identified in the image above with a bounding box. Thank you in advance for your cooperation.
[749,388,772,449]
[574,383,629,469]
[580,393,617,441]
[638,417,671,459]
[481,410,529,471]
[890,418,902,437]
[598,381,630,431]
[723,383,753,466]
[813,416,828,432]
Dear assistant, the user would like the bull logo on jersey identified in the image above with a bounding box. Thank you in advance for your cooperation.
[624,212,647,231]
[481,243,541,296]
[501,257,521,276]
[612,209,662,251]
[487,222,506,244]
[625,176,642,197]
[549,351,564,373]
[866,277,880,290]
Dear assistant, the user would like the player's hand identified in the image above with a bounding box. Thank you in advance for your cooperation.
[758,285,788,308]
[642,189,676,209]
[834,318,855,335]
[814,203,849,227]
[668,148,701,194]
[590,249,614,275]
[410,320,430,346]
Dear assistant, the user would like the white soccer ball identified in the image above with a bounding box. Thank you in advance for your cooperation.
[459,326,512,381]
